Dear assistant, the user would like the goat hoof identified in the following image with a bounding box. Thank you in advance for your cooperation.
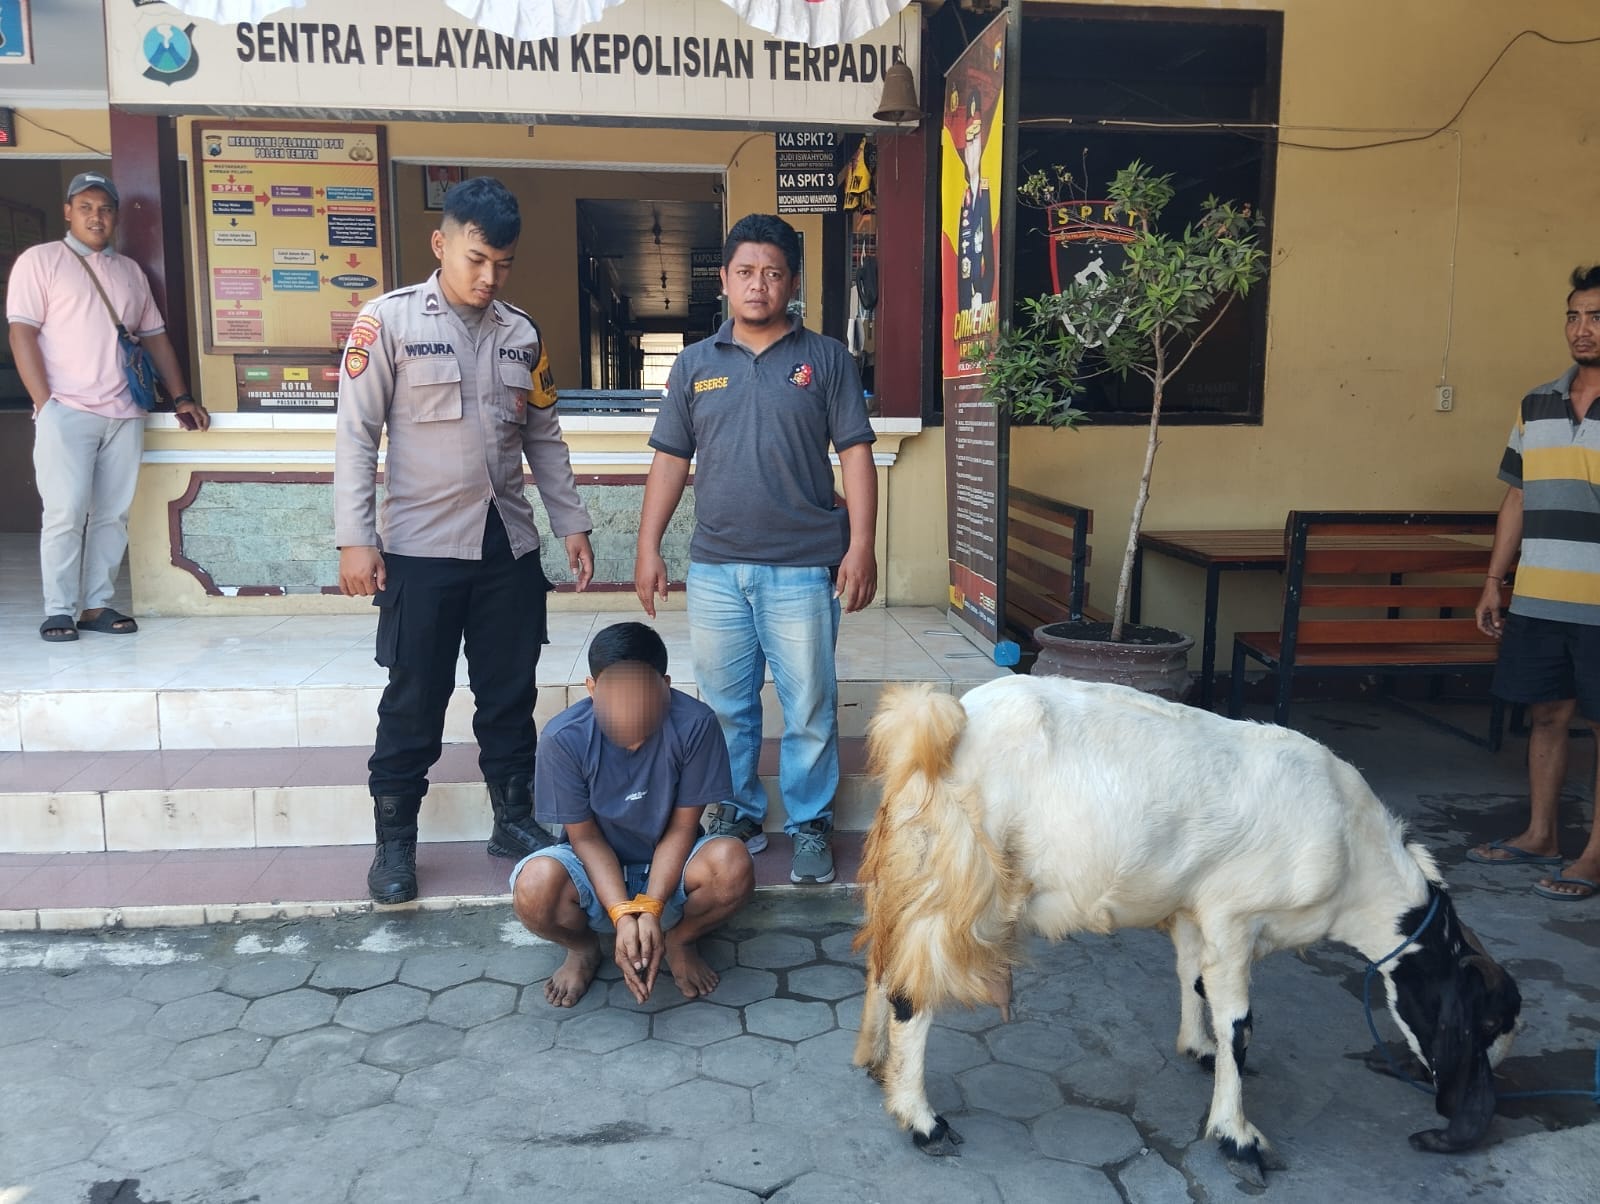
[1219,1137,1283,1186]
[1408,1127,1465,1154]
[912,1115,964,1157]
[1191,1051,1216,1073]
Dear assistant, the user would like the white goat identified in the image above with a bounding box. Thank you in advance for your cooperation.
[853,676,1520,1186]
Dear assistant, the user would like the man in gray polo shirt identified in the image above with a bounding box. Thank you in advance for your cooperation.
[635,213,878,886]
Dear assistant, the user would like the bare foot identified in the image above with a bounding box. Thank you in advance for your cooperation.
[544,944,602,1007]
[666,938,720,998]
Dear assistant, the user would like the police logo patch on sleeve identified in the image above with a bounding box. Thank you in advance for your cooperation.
[343,347,370,379]
[789,363,814,388]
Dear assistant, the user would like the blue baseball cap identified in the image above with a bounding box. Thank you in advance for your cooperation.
[66,172,120,207]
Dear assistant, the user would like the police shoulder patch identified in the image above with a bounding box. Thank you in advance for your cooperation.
[343,347,370,379]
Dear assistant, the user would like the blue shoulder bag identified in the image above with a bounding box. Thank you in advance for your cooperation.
[73,250,160,411]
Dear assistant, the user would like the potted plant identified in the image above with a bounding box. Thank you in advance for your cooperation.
[985,161,1267,697]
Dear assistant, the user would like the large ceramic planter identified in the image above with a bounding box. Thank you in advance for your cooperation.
[1032,620,1195,700]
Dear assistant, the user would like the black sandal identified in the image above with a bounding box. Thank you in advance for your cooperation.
[77,608,138,635]
[40,614,79,642]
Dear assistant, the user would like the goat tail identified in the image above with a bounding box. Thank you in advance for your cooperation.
[855,685,1022,1015]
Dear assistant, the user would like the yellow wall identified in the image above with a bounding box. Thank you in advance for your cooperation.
[1010,0,1600,651]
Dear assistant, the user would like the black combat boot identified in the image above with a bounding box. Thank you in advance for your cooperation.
[368,795,420,904]
[486,774,556,859]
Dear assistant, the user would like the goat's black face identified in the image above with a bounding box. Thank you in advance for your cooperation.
[1388,891,1522,1153]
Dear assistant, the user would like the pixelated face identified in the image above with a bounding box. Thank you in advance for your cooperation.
[721,241,797,329]
[431,219,515,309]
[588,663,671,751]
[65,189,117,252]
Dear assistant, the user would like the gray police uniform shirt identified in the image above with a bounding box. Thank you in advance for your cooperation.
[648,317,874,568]
[534,689,734,866]
[334,270,592,560]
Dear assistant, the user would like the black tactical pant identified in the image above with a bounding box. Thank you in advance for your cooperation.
[368,506,550,801]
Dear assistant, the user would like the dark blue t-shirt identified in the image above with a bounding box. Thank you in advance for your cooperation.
[534,688,733,865]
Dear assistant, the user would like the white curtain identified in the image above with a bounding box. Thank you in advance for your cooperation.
[718,1,915,46]
[160,0,916,46]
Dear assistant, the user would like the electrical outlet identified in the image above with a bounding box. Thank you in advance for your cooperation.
[1435,384,1454,412]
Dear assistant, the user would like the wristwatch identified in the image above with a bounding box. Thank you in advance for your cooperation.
[174,393,195,405]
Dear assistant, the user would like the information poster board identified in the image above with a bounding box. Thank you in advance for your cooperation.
[234,354,342,411]
[192,121,392,356]
[940,13,1010,657]
[776,130,841,215]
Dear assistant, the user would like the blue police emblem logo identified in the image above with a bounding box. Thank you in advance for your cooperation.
[142,22,199,85]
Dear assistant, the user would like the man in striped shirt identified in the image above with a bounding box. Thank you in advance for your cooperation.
[1471,265,1600,903]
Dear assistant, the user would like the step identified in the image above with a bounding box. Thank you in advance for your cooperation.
[0,832,868,933]
[0,739,876,854]
[1,606,1008,753]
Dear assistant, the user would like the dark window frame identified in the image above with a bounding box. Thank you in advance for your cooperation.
[1007,2,1282,428]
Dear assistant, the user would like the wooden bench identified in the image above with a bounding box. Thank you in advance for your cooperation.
[1228,510,1506,748]
[1004,490,1105,651]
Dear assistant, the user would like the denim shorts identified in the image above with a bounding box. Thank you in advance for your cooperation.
[509,834,731,933]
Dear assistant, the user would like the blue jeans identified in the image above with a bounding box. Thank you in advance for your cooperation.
[510,835,735,933]
[687,562,841,833]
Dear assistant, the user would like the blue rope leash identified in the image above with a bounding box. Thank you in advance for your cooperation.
[1360,891,1600,1105]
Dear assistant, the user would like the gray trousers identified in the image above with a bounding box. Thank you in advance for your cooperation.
[32,400,144,617]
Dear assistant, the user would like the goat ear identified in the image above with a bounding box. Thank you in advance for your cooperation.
[1410,971,1497,1153]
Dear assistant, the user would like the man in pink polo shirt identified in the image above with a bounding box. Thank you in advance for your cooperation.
[6,172,208,642]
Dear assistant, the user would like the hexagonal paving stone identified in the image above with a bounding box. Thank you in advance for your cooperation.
[132,964,226,1005]
[334,984,429,1033]
[41,967,137,1006]
[220,956,315,999]
[184,1067,297,1120]
[700,1121,816,1196]
[989,1158,1123,1203]
[0,1001,66,1045]
[787,963,865,1001]
[926,1026,991,1075]
[483,943,565,985]
[54,994,155,1040]
[262,1025,368,1075]
[646,1078,752,1130]
[428,980,517,1028]
[165,1030,270,1081]
[834,994,864,1031]
[818,929,865,963]
[770,1172,876,1203]
[100,1081,192,1124]
[959,1062,1064,1120]
[698,966,778,1008]
[362,1021,465,1073]
[240,988,337,1037]
[92,1112,219,1174]
[146,992,248,1042]
[699,936,737,972]
[394,1058,521,1111]
[1031,1104,1145,1167]
[294,1061,400,1116]
[735,932,817,970]
[309,954,401,992]
[652,1003,743,1047]
[460,1013,557,1062]
[607,973,693,1013]
[398,951,486,991]
[700,1035,798,1087]
[85,1034,178,1081]
[349,1147,474,1204]
[598,1039,699,1093]
[985,1019,1086,1073]
[744,997,835,1042]
[557,1008,651,1054]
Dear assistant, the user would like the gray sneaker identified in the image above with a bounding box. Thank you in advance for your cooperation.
[705,803,768,854]
[789,820,835,884]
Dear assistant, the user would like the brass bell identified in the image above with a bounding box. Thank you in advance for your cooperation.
[874,61,922,125]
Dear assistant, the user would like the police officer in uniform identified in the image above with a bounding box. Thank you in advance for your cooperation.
[335,177,595,904]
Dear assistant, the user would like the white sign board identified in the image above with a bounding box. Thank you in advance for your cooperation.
[106,0,922,129]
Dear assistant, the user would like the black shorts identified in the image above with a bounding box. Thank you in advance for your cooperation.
[1491,612,1600,721]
